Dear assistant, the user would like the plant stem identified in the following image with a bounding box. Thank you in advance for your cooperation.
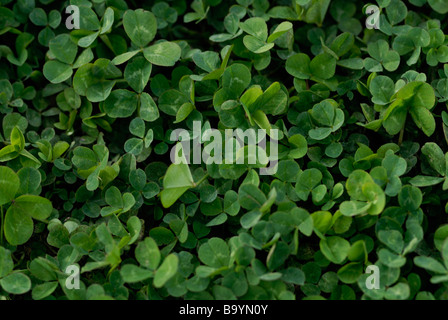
[194,173,209,188]
[200,111,219,117]
[398,116,407,146]
[398,126,405,146]
[115,79,128,84]
[0,205,3,245]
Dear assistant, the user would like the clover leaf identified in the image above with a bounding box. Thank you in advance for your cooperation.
[365,39,400,72]
[340,170,385,217]
[0,166,53,246]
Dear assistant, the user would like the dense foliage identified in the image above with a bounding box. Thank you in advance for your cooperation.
[1,0,448,300]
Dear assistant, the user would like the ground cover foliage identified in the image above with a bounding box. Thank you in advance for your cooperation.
[0,0,448,300]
